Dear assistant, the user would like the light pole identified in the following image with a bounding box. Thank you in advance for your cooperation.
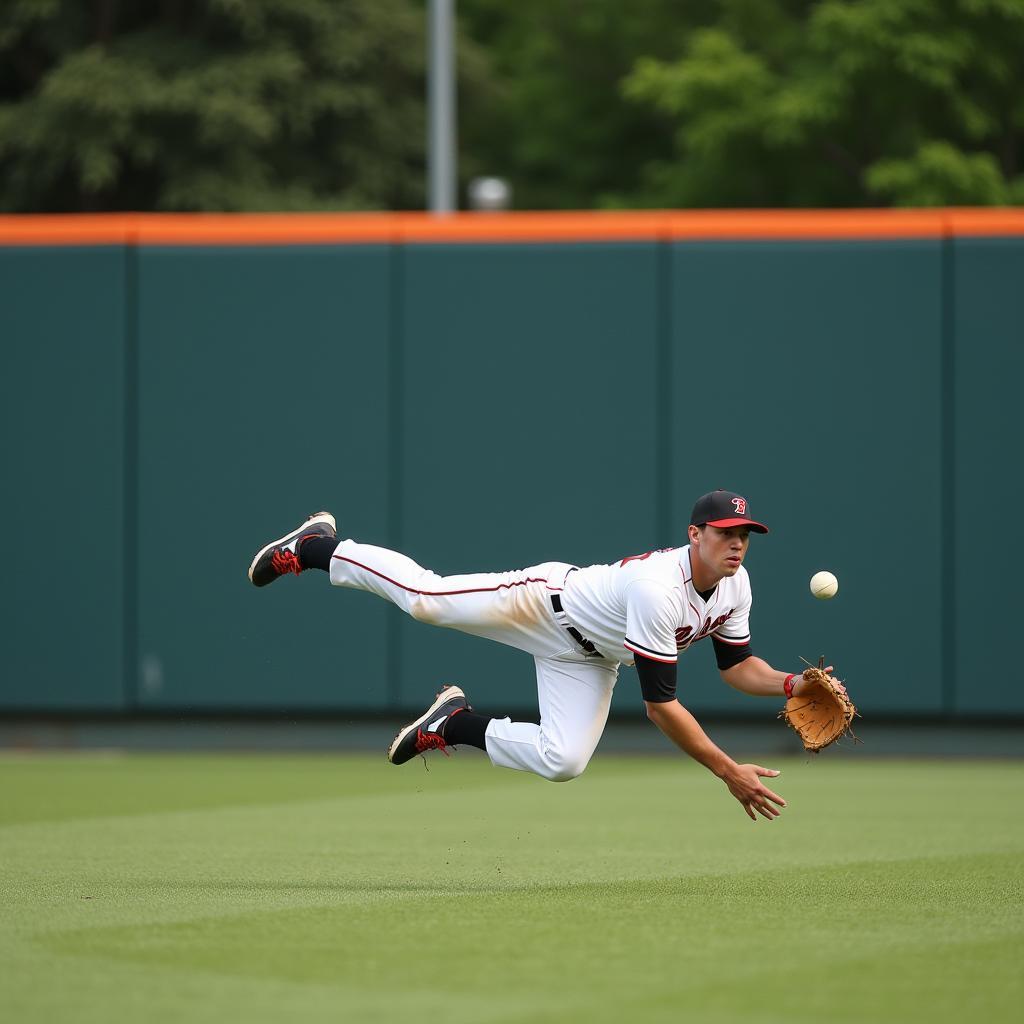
[427,0,456,214]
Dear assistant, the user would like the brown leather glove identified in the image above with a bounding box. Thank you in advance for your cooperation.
[780,660,856,753]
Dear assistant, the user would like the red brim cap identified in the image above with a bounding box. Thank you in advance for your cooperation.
[705,517,770,534]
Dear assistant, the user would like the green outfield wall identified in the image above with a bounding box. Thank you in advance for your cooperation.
[2,225,1021,717]
[2,246,129,711]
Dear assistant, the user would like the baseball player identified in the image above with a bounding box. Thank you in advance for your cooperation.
[248,490,815,821]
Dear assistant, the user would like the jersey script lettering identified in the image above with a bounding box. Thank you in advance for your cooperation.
[675,612,731,649]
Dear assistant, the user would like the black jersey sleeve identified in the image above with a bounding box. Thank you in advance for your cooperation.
[635,653,677,703]
[712,636,754,670]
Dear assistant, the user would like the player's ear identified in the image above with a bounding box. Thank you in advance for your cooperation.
[687,524,701,544]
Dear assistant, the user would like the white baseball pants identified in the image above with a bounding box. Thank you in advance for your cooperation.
[329,539,620,781]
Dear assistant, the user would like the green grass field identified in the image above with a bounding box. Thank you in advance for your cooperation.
[2,752,1022,1023]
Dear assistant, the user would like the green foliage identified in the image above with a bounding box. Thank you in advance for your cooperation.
[3,1,1023,210]
[0,0,485,212]
[458,0,707,209]
[622,0,1024,206]
[867,140,1024,205]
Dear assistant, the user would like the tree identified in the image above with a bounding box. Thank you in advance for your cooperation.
[0,0,485,212]
[458,0,711,209]
[6,1,1021,212]
[622,0,1024,207]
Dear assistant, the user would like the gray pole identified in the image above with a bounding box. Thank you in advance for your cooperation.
[427,0,456,214]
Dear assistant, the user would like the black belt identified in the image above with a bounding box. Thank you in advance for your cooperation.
[550,594,603,658]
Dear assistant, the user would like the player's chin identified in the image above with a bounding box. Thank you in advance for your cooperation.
[721,561,742,575]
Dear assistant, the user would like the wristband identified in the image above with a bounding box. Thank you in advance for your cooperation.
[783,674,796,699]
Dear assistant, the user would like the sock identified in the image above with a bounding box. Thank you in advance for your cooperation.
[441,708,491,750]
[298,535,337,572]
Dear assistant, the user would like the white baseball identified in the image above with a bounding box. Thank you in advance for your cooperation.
[810,570,839,599]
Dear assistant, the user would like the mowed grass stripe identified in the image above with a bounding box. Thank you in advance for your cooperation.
[0,751,502,825]
[1,755,1022,1024]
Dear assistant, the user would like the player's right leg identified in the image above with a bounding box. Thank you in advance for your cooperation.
[327,539,569,654]
[249,514,572,660]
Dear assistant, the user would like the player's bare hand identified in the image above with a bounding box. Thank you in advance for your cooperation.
[724,764,786,821]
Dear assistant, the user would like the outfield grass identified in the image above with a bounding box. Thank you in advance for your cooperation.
[2,752,1022,1023]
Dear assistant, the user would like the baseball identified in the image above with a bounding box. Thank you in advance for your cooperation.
[810,570,839,599]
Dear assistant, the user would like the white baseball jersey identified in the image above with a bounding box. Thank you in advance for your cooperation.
[559,546,752,666]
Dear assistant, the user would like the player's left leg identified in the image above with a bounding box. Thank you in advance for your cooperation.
[483,655,619,781]
[386,656,618,780]
[386,683,477,764]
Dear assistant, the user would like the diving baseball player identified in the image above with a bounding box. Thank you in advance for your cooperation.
[248,490,815,821]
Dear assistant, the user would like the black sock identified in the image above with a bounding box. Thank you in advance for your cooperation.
[441,709,491,750]
[298,535,337,572]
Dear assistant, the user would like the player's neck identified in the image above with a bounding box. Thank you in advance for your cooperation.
[689,553,722,593]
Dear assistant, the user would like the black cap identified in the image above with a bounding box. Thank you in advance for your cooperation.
[689,490,769,534]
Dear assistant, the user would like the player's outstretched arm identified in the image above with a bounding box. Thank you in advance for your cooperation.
[720,657,845,698]
[644,699,786,821]
[720,656,794,697]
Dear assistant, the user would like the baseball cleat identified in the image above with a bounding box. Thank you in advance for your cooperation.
[387,685,470,765]
[247,511,337,587]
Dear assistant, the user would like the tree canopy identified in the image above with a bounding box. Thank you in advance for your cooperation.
[621,0,1024,207]
[457,0,705,210]
[0,0,475,211]
[1,0,1022,211]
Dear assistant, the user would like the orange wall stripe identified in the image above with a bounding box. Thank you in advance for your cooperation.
[666,208,949,239]
[945,207,1024,236]
[134,212,402,245]
[393,210,671,242]
[0,214,136,245]
[1,209,1023,246]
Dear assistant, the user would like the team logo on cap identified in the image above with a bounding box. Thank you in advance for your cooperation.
[731,497,747,515]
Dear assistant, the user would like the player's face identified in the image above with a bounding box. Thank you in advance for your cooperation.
[689,524,751,584]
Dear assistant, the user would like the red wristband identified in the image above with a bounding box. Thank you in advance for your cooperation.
[783,674,796,699]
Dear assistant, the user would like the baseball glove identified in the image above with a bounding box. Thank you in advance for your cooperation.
[779,658,857,753]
